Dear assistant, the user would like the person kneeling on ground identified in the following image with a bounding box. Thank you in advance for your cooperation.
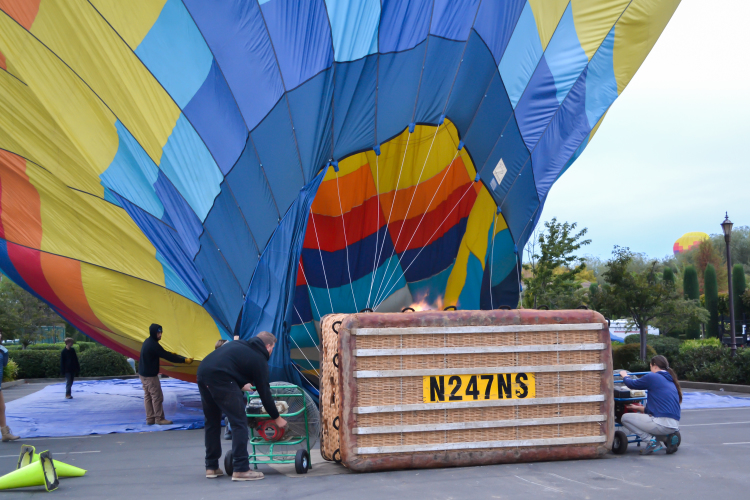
[0,332,19,441]
[60,337,80,399]
[619,355,682,455]
[138,323,193,425]
[197,331,287,481]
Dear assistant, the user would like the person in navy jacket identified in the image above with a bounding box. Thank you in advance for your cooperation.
[619,355,682,455]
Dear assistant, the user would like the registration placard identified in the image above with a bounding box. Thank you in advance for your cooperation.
[422,373,536,403]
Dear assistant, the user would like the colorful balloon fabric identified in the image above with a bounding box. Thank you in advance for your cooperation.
[673,232,709,256]
[0,0,679,388]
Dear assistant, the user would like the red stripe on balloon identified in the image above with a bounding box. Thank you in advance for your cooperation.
[388,181,477,253]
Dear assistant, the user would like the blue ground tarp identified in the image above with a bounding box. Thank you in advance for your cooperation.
[6,379,204,438]
[681,391,750,410]
[6,381,750,438]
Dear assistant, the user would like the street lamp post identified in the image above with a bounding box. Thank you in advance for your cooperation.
[722,213,737,357]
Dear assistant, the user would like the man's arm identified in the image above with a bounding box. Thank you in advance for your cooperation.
[156,343,186,364]
[253,369,280,420]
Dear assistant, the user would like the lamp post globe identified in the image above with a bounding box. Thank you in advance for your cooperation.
[722,213,737,357]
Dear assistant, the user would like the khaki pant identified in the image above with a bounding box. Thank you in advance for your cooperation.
[140,375,165,423]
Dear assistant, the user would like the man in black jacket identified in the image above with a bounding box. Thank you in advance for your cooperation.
[138,324,193,425]
[197,331,287,481]
[60,338,80,399]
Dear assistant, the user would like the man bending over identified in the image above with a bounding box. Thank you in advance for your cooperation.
[197,331,287,481]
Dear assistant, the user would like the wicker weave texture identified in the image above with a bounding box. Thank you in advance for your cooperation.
[350,325,606,457]
[319,314,347,461]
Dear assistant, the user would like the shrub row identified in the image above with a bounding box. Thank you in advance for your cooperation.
[613,337,750,384]
[6,342,98,352]
[8,347,134,379]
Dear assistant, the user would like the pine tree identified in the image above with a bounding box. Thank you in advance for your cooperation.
[733,264,746,333]
[662,267,675,285]
[683,265,701,339]
[704,264,719,337]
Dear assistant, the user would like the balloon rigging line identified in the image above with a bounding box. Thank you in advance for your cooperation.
[365,153,381,309]
[294,305,321,353]
[287,327,320,377]
[297,262,323,323]
[309,210,335,314]
[290,355,318,382]
[374,179,477,310]
[335,170,358,312]
[372,122,442,307]
[373,148,461,307]
[368,130,413,307]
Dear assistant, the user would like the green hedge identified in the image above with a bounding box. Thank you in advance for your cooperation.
[8,351,60,379]
[612,343,657,372]
[79,347,134,377]
[6,342,98,352]
[621,334,681,359]
[9,346,134,379]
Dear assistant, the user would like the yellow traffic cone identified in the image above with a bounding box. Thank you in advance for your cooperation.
[0,450,58,491]
[30,450,87,478]
[16,444,35,469]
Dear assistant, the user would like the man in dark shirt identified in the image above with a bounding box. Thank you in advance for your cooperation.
[197,331,287,481]
[138,324,193,425]
[60,338,80,399]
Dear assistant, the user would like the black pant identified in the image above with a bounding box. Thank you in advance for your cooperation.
[65,372,74,396]
[198,379,249,472]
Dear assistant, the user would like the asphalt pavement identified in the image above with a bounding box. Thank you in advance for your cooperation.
[0,383,748,499]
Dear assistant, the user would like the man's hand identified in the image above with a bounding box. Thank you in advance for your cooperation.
[241,383,253,392]
[184,357,194,364]
[618,370,629,379]
[275,416,288,428]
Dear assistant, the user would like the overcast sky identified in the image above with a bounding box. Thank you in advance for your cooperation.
[539,0,750,260]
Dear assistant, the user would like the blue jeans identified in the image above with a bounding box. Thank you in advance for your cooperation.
[65,372,74,396]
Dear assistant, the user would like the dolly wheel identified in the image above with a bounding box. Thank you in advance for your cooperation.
[665,431,681,455]
[224,450,234,476]
[612,430,628,455]
[295,449,310,474]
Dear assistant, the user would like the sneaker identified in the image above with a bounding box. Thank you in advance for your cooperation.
[224,429,232,440]
[156,419,173,425]
[206,468,224,479]
[65,395,72,399]
[232,470,264,481]
[640,439,664,455]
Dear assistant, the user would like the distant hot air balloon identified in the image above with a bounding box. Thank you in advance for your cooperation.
[673,232,709,256]
[0,0,680,392]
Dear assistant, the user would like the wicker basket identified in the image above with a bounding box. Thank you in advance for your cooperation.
[333,309,614,472]
[320,313,347,462]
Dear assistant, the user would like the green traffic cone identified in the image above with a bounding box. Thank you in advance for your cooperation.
[31,450,87,477]
[0,450,58,491]
[16,444,35,470]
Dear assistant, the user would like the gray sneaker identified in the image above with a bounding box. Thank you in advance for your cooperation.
[232,470,264,481]
[640,439,664,455]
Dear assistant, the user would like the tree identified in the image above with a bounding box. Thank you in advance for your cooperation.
[522,218,591,309]
[733,263,746,333]
[662,267,675,286]
[695,240,727,292]
[0,276,61,347]
[597,247,707,360]
[704,264,719,337]
[683,265,701,339]
[0,279,23,340]
[651,298,709,338]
